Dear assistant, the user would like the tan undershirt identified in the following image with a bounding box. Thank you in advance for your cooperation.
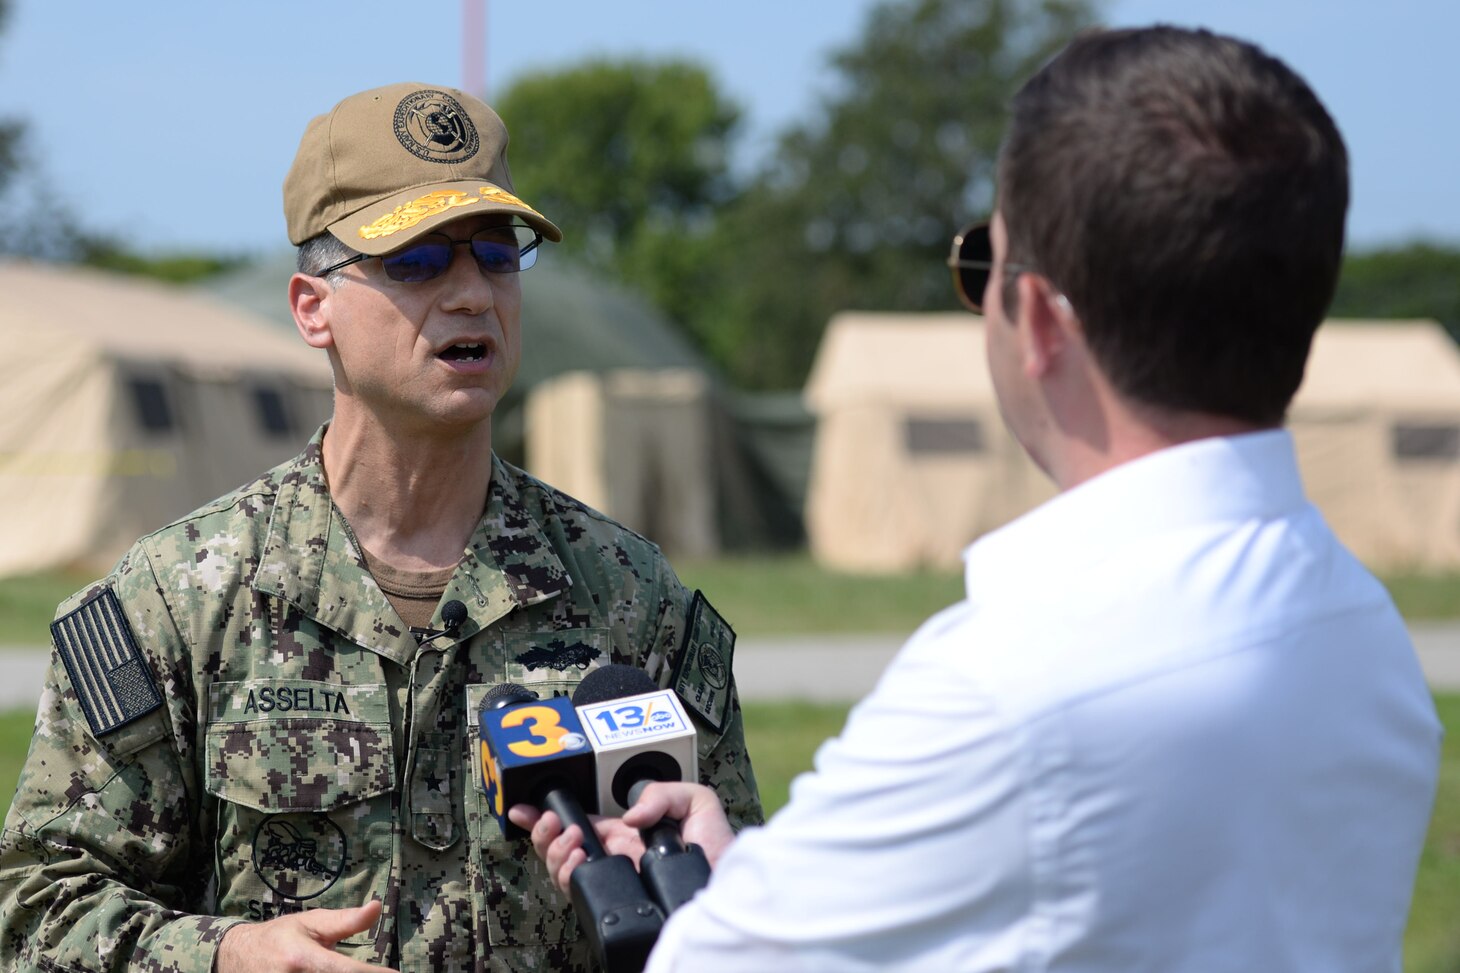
[361,549,456,631]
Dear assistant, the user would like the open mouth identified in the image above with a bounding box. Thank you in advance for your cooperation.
[439,341,486,363]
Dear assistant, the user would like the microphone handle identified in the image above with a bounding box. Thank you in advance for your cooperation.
[543,788,608,862]
[640,817,687,857]
[549,786,666,971]
[639,835,712,915]
[625,783,712,914]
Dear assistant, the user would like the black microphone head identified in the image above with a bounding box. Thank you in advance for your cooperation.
[482,681,537,714]
[573,664,658,706]
[441,599,468,629]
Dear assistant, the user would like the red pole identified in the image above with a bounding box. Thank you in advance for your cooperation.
[463,0,486,97]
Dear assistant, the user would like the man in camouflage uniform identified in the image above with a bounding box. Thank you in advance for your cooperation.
[0,83,762,973]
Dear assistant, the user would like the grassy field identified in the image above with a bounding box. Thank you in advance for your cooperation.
[1,563,1457,646]
[675,554,967,635]
[0,696,1456,970]
[0,563,1457,968]
[0,570,93,644]
[1406,693,1460,973]
[1383,572,1460,622]
[0,559,969,646]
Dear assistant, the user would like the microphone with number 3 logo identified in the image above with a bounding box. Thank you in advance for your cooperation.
[479,683,664,973]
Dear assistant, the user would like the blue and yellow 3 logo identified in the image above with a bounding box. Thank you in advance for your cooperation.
[479,696,589,817]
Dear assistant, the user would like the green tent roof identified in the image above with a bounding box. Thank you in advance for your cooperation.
[199,251,711,387]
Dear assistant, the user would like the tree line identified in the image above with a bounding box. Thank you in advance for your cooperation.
[3,0,1456,389]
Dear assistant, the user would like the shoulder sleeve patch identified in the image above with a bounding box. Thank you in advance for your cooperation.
[671,590,736,735]
[50,588,163,738]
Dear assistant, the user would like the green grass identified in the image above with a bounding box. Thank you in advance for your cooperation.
[0,709,29,819]
[1405,693,1460,973]
[0,571,91,644]
[753,697,1460,972]
[0,695,1455,972]
[742,700,852,812]
[675,553,966,636]
[1,561,1457,967]
[0,562,1456,647]
[0,558,965,647]
[1384,572,1460,622]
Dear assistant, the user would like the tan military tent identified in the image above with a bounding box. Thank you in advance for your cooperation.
[0,262,333,577]
[1290,320,1460,570]
[804,312,1460,573]
[525,369,719,559]
[803,312,1054,572]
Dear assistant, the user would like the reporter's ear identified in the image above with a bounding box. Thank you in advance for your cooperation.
[1014,273,1080,379]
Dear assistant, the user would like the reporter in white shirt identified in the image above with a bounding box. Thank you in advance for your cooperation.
[512,25,1443,972]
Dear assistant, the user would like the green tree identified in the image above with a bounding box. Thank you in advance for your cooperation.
[496,59,740,304]
[488,2,1093,390]
[0,0,14,181]
[0,0,37,253]
[690,0,1095,389]
[1331,243,1460,340]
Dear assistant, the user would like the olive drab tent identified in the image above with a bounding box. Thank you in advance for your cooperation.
[203,253,806,556]
[804,312,1460,574]
[0,261,333,577]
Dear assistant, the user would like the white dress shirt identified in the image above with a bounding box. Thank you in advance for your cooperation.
[648,430,1442,972]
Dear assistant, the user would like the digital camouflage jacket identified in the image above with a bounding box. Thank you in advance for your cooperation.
[0,433,762,972]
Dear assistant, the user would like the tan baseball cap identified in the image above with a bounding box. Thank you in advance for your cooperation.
[283,82,562,255]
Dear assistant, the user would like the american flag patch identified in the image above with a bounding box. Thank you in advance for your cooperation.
[51,589,162,737]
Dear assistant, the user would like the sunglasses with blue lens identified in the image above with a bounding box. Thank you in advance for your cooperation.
[317,224,543,283]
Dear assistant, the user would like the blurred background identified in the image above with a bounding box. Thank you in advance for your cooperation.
[0,0,1456,576]
[0,2,1457,967]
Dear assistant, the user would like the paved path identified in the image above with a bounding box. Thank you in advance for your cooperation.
[0,647,49,713]
[737,622,1460,702]
[5,622,1460,712]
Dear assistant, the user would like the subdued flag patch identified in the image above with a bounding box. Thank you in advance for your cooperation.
[51,588,162,737]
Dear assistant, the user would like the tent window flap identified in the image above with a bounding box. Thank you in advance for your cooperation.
[905,417,984,455]
[252,386,294,437]
[1392,423,1460,461]
[128,378,175,432]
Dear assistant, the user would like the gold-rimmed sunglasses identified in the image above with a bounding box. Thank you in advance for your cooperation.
[946,222,1038,313]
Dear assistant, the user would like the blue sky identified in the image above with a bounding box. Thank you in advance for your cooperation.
[0,0,1452,255]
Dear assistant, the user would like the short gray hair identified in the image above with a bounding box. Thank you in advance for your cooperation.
[296,232,358,283]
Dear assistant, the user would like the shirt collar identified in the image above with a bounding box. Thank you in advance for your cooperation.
[254,427,569,665]
[963,429,1308,605]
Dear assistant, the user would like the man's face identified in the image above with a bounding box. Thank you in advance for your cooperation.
[318,214,523,433]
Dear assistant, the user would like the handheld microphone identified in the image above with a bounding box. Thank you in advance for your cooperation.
[572,666,699,816]
[477,682,598,841]
[479,683,663,972]
[573,666,712,914]
[412,598,469,646]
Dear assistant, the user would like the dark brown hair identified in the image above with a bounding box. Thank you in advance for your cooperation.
[998,26,1348,424]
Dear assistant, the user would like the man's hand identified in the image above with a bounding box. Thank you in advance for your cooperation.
[509,782,736,894]
[215,900,395,973]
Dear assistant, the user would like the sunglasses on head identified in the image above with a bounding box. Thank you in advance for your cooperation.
[317,224,543,283]
[946,221,1038,313]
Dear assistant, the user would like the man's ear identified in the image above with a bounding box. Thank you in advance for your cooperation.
[289,273,335,350]
[1013,273,1077,378]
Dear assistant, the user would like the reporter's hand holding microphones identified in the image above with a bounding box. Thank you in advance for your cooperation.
[481,665,734,972]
